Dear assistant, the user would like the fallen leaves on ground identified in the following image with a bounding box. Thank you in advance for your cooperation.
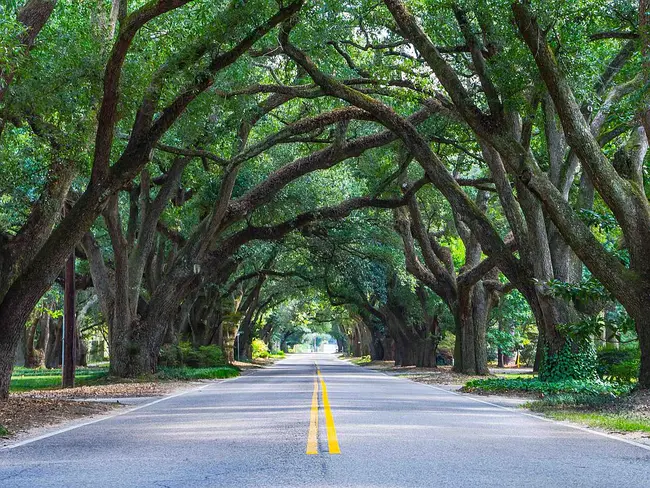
[603,389,650,420]
[0,397,116,437]
[16,381,191,400]
[359,362,488,385]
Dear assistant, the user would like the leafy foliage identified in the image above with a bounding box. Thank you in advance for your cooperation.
[597,347,640,383]
[539,340,598,382]
[465,377,632,397]
[158,343,226,368]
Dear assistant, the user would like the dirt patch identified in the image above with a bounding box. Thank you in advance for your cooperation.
[0,397,117,438]
[1,381,200,439]
[358,362,488,385]
[602,389,650,420]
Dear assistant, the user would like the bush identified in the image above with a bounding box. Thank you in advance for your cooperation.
[158,344,181,367]
[252,339,269,359]
[464,377,633,397]
[197,345,225,367]
[158,343,225,368]
[597,346,639,383]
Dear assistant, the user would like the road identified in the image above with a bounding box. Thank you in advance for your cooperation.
[1,353,650,487]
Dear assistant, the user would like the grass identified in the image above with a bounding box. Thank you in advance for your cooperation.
[350,355,372,366]
[9,365,240,393]
[529,407,650,433]
[10,367,108,393]
[155,366,240,380]
[0,425,8,437]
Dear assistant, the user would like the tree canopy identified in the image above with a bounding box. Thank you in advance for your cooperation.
[0,0,648,399]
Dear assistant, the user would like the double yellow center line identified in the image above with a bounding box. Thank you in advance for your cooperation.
[306,363,340,455]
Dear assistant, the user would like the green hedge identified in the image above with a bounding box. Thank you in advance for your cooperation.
[159,343,225,368]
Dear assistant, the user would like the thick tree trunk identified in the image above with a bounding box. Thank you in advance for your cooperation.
[382,337,395,361]
[634,308,650,389]
[45,318,62,368]
[452,285,491,375]
[368,324,385,361]
[14,326,26,367]
[109,321,159,377]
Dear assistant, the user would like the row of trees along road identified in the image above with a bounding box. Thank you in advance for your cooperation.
[0,0,649,399]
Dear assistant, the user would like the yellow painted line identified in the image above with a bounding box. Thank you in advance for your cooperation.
[317,368,341,454]
[306,378,319,455]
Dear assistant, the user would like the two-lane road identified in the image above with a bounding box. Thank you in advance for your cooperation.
[2,354,649,487]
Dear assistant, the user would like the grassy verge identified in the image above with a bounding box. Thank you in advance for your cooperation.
[528,406,650,433]
[10,367,109,393]
[465,377,650,435]
[10,365,240,393]
[155,366,240,380]
[463,377,632,397]
[350,355,372,366]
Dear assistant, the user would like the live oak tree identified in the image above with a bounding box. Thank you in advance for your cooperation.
[0,0,304,398]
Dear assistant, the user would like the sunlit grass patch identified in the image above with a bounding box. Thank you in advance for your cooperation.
[10,367,108,392]
[533,409,650,433]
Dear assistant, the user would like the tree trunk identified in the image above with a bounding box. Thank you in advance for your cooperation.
[634,308,650,389]
[14,325,26,367]
[452,285,491,375]
[382,336,395,361]
[368,324,385,360]
[45,317,62,368]
[109,321,158,377]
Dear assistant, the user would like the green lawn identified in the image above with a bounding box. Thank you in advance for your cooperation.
[10,367,109,392]
[10,365,240,393]
[532,409,650,433]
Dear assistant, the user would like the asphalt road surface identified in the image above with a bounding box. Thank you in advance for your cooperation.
[2,353,650,487]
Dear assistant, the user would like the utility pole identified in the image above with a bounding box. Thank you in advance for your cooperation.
[62,250,76,388]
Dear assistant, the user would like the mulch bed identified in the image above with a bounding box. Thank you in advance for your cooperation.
[16,381,190,400]
[602,389,650,419]
[360,362,488,385]
[1,381,195,438]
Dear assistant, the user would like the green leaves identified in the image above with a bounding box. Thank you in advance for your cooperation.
[465,377,633,397]
[539,340,599,382]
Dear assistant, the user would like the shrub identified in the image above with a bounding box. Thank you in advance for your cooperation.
[197,345,225,367]
[158,344,181,367]
[158,343,225,368]
[597,346,639,383]
[252,339,269,359]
